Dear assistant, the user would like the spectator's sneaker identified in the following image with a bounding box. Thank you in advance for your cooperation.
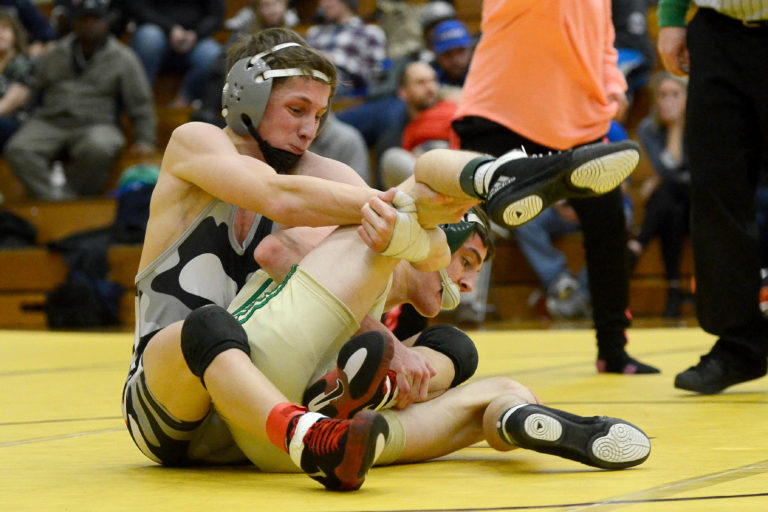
[485,141,640,228]
[674,348,767,394]
[597,352,660,374]
[303,331,397,418]
[498,404,650,469]
[288,410,389,491]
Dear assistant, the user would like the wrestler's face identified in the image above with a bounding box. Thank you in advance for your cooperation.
[257,76,331,155]
[410,233,487,317]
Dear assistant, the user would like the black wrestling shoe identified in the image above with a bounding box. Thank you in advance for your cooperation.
[674,348,767,395]
[303,331,397,418]
[485,141,640,228]
[287,410,389,491]
[498,404,650,470]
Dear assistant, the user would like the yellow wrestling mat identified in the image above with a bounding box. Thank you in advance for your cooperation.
[2,327,767,511]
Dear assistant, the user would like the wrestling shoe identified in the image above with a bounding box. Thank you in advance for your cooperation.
[760,268,768,315]
[303,331,398,418]
[485,141,640,228]
[498,404,650,469]
[288,410,389,491]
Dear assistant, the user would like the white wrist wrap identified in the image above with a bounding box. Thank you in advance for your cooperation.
[381,190,431,262]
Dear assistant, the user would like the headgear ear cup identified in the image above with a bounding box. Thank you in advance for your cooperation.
[222,55,274,134]
[221,42,331,135]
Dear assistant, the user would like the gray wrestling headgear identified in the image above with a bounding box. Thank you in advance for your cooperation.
[221,42,331,135]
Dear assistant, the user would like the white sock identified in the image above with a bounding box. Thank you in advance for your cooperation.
[473,161,494,197]
[497,403,531,445]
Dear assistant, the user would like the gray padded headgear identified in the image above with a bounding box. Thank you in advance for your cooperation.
[222,42,330,135]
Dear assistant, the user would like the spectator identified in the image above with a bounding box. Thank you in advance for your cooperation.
[759,169,768,314]
[627,71,691,318]
[379,60,457,188]
[127,0,224,108]
[309,113,372,185]
[223,0,298,35]
[51,0,129,38]
[658,0,768,393]
[4,0,156,200]
[305,0,386,97]
[428,18,473,89]
[612,0,655,114]
[0,0,57,57]
[375,0,422,60]
[452,0,659,374]
[419,1,456,55]
[0,10,32,150]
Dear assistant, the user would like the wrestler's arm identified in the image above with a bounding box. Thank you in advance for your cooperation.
[164,122,379,227]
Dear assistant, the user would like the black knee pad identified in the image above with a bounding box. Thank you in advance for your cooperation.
[180,304,250,386]
[414,325,478,387]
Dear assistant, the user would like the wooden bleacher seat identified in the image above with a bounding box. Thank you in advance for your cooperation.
[0,198,141,328]
[485,234,695,320]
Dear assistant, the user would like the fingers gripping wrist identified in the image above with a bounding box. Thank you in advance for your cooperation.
[381,190,431,262]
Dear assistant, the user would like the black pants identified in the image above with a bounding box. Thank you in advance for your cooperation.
[636,180,690,282]
[686,9,768,356]
[453,117,630,353]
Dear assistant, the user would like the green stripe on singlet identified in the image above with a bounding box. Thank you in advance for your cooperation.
[231,265,299,324]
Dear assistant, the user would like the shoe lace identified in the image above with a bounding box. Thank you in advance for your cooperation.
[305,418,347,456]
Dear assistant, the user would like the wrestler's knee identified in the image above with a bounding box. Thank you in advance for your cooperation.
[414,325,478,387]
[181,304,250,386]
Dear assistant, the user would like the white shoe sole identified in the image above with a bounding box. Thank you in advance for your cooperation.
[591,423,651,464]
[569,149,639,194]
[501,195,543,227]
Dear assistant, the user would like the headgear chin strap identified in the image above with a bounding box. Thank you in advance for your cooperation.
[439,269,462,310]
[221,42,330,135]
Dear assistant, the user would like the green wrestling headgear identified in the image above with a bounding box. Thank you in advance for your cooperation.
[437,207,494,310]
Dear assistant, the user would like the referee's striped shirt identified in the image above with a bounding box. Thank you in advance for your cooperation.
[696,0,768,21]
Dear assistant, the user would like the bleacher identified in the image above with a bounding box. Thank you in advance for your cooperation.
[0,1,693,329]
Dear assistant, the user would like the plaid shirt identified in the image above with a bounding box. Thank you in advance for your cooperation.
[306,16,387,94]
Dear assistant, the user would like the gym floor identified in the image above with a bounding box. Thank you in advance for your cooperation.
[2,327,767,511]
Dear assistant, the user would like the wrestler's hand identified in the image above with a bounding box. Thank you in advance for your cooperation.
[390,337,436,409]
[412,182,478,229]
[357,188,397,252]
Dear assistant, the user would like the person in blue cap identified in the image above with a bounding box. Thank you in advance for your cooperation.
[429,18,474,88]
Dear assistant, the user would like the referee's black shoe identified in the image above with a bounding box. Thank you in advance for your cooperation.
[674,345,767,394]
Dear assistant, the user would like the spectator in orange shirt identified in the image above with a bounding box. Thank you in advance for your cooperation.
[452,0,658,374]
